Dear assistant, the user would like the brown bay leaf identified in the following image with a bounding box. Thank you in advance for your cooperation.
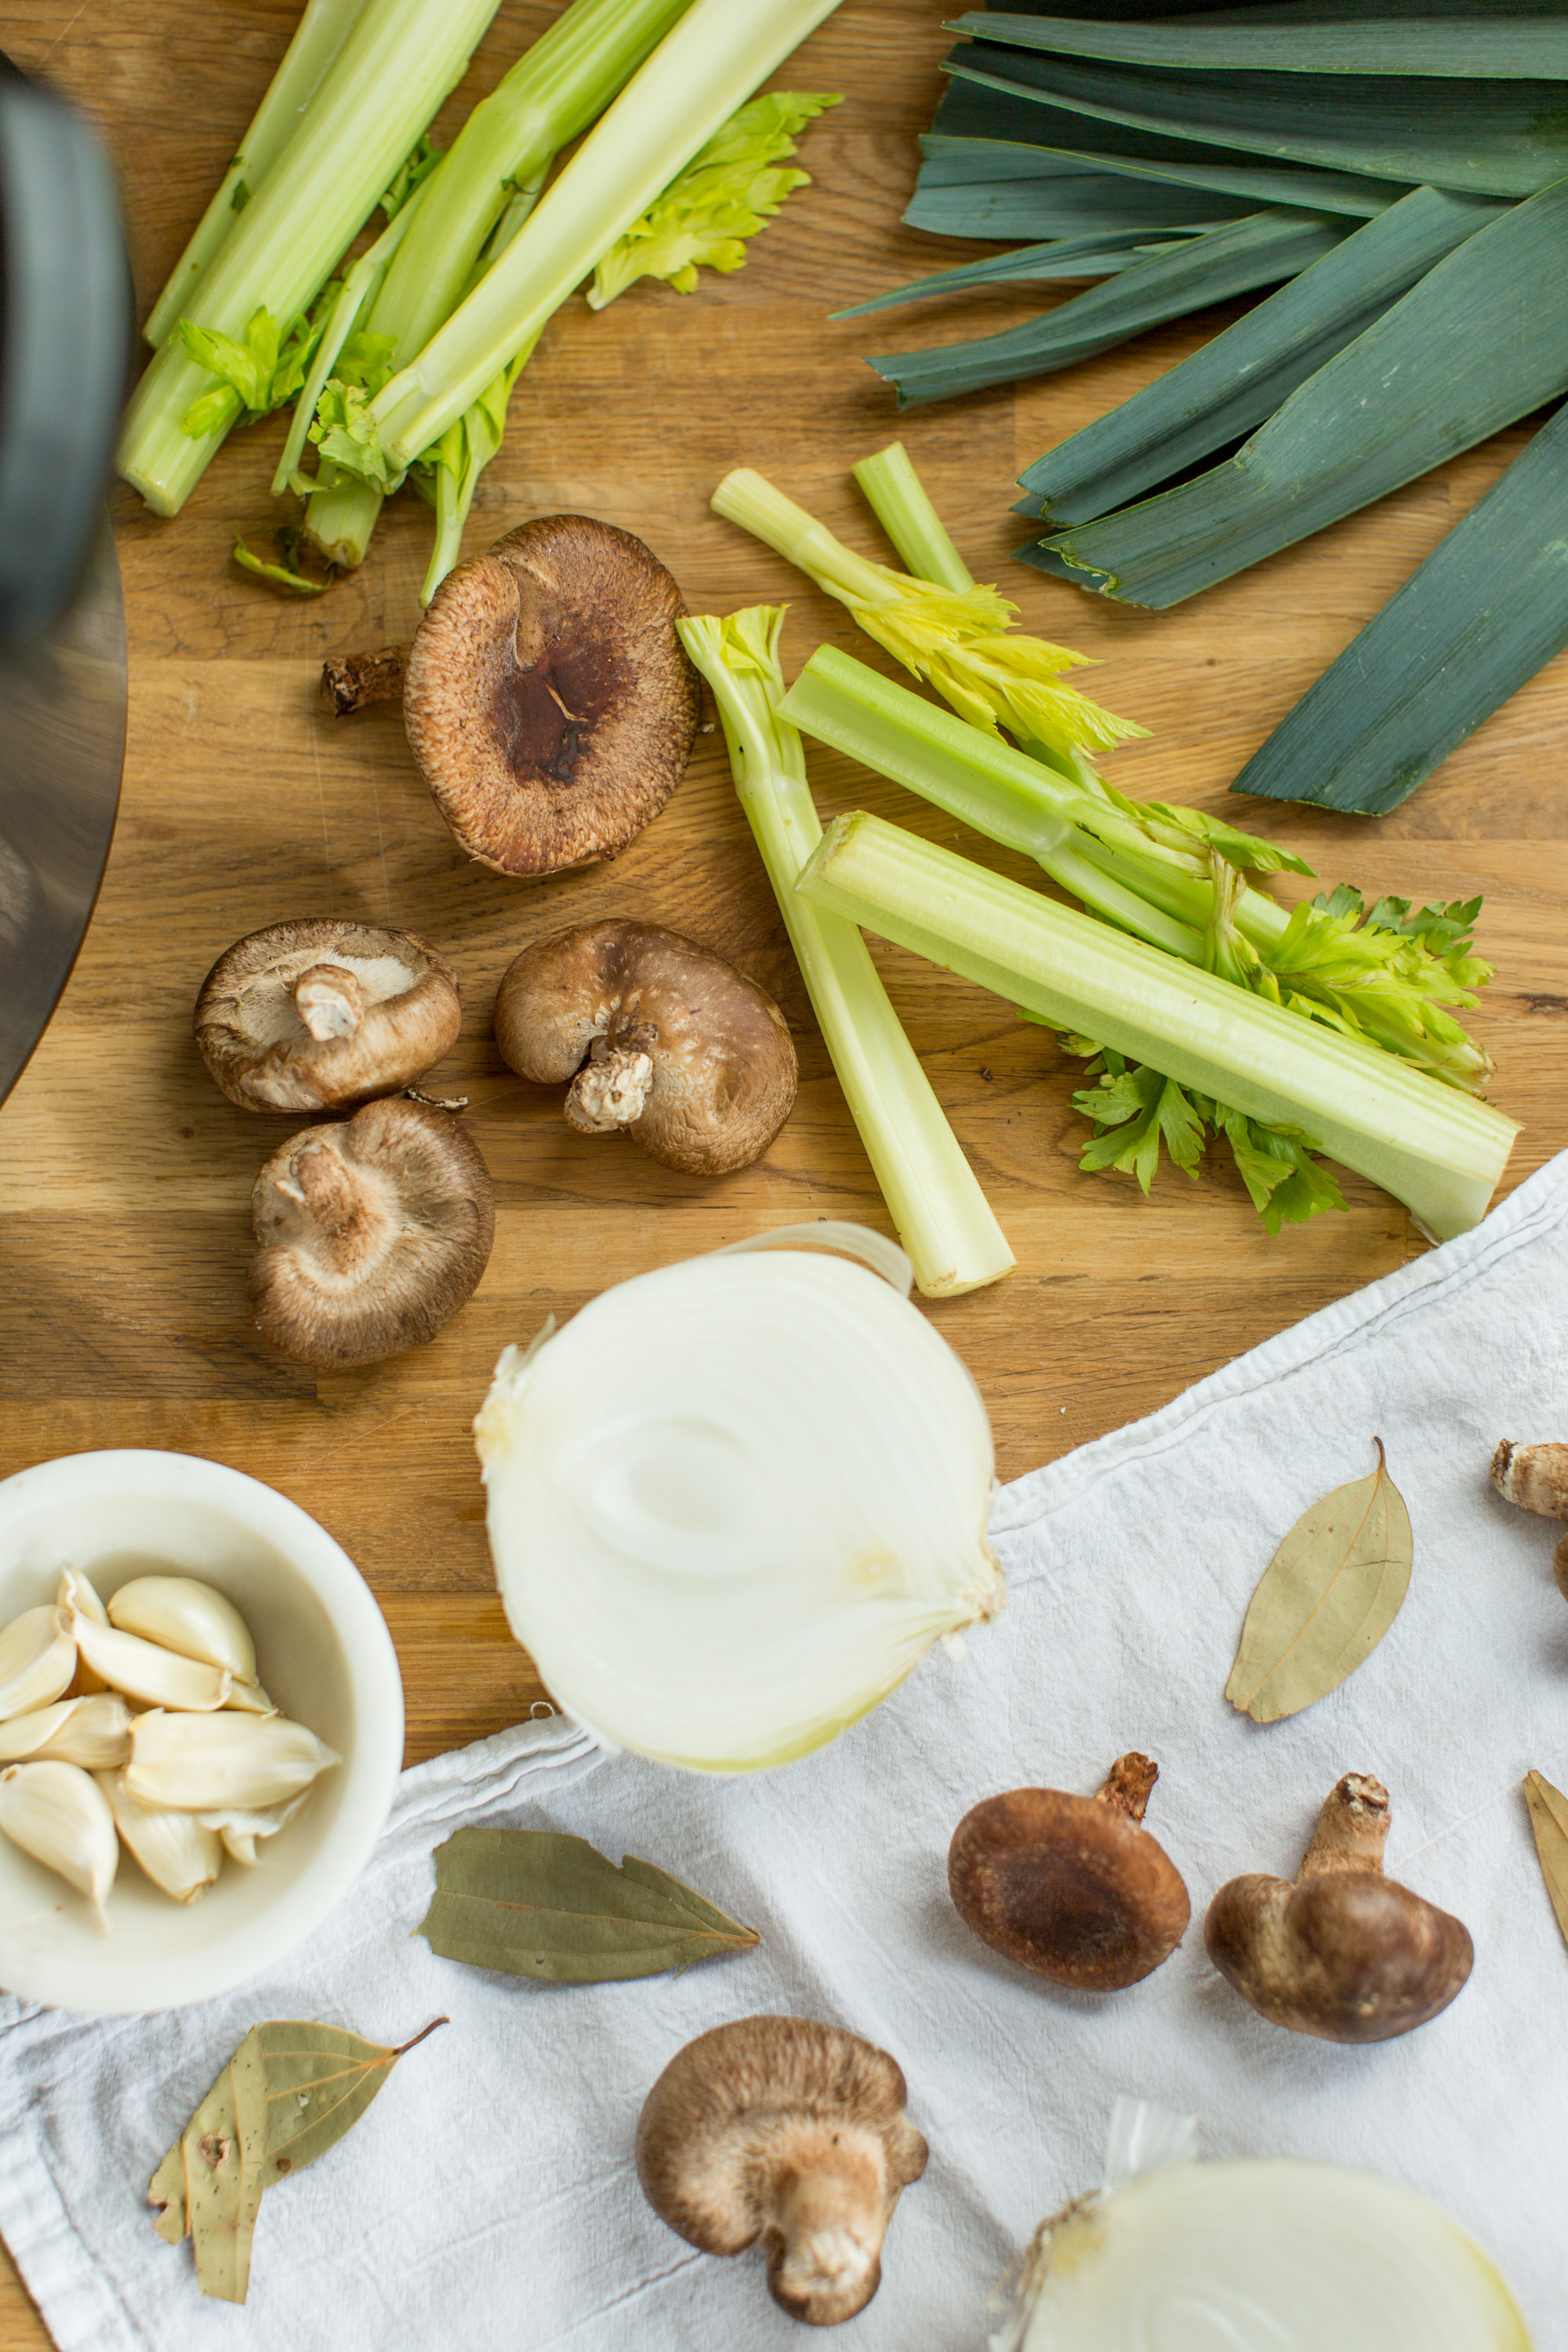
[416,1827,760,1982]
[1225,1437,1414,1724]
[148,2017,445,2301]
[1524,1769,1568,1952]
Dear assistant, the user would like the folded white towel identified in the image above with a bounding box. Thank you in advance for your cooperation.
[4,1150,1566,2351]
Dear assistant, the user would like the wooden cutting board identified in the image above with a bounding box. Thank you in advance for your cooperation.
[2,1,1566,2338]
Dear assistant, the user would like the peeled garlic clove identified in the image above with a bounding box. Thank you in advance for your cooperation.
[125,1709,341,1812]
[57,1566,108,1626]
[224,1679,277,1717]
[71,1613,231,1711]
[0,1693,132,1769]
[0,1759,118,1929]
[198,1791,308,1865]
[106,1575,257,1682]
[0,1606,77,1721]
[96,1770,223,1905]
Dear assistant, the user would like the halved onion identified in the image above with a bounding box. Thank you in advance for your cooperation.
[477,1226,1004,1773]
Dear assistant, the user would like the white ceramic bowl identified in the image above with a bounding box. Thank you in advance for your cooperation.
[0,1450,404,2014]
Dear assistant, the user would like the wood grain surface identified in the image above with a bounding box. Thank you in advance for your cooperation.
[3,1,1566,2339]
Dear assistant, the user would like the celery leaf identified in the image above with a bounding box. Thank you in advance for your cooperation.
[588,93,840,310]
[309,382,405,492]
[179,287,341,439]
[381,134,443,223]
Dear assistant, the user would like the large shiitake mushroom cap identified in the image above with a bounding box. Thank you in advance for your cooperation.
[1204,1773,1473,2045]
[494,917,797,1175]
[249,1097,495,1367]
[637,2015,927,2328]
[403,515,699,878]
[949,1755,1191,1991]
[195,919,461,1112]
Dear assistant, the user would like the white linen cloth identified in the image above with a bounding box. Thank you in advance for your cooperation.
[3,1151,1567,2352]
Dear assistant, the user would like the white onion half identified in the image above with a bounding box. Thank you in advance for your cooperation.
[1000,2114,1530,2352]
[477,1229,1003,1773]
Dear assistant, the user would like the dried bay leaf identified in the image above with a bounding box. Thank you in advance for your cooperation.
[1524,1770,1568,1953]
[416,1827,760,1982]
[1225,1437,1414,1723]
[148,2017,446,2301]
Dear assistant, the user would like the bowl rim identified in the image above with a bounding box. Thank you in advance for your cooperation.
[0,1448,405,2014]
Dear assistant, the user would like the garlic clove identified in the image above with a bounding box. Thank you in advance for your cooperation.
[0,1759,118,1929]
[198,1791,308,1867]
[0,1693,132,1769]
[70,1613,232,1711]
[224,1679,278,1717]
[106,1575,257,1682]
[96,1770,223,1905]
[57,1567,109,1626]
[221,1827,258,1866]
[0,1606,77,1722]
[125,1709,341,1813]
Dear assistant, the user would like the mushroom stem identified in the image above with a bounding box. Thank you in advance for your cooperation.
[293,963,365,1043]
[767,2142,887,2326]
[564,1042,653,1134]
[321,645,407,715]
[1095,1751,1158,1826]
[1298,1773,1391,1880]
[1491,1439,1568,1602]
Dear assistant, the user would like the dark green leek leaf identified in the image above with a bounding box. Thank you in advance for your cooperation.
[837,231,1194,319]
[906,168,1261,242]
[950,38,1568,195]
[869,207,1346,406]
[956,12,1568,80]
[1021,179,1568,606]
[416,1827,760,1983]
[1225,1439,1414,1722]
[928,78,1413,214]
[1231,394,1568,814]
[1017,187,1504,524]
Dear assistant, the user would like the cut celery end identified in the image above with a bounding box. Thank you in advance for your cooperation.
[853,441,976,593]
[799,811,1517,1241]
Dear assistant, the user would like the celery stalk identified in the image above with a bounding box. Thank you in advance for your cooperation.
[143,0,373,350]
[779,645,1494,1093]
[118,0,504,517]
[852,441,976,595]
[799,811,1517,1241]
[371,0,846,468]
[677,608,1013,1298]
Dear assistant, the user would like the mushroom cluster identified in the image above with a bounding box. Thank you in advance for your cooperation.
[193,917,494,1367]
[637,2016,927,2328]
[404,514,699,878]
[493,918,797,1174]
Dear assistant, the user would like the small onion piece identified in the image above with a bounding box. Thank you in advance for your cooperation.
[997,2103,1530,2352]
[477,1225,1004,1773]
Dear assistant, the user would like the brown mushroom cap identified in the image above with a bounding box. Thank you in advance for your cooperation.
[195,919,462,1112]
[402,515,699,878]
[248,1097,495,1367]
[493,918,797,1176]
[948,1753,1191,1991]
[1204,1773,1474,2045]
[637,2016,927,2329]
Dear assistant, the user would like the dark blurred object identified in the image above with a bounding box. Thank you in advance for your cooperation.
[0,56,131,1108]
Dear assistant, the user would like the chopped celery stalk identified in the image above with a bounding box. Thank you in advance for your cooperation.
[271,183,431,498]
[143,0,372,349]
[713,466,1145,764]
[852,441,975,593]
[587,91,839,308]
[676,608,1013,1298]
[797,811,1517,1242]
[779,645,1495,1093]
[370,0,848,470]
[118,0,504,517]
[416,325,543,604]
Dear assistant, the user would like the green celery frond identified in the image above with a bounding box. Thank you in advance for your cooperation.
[588,91,839,308]
[713,465,1147,765]
[412,326,543,604]
[380,133,445,220]
[676,604,1013,1298]
[308,382,406,492]
[179,288,343,437]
